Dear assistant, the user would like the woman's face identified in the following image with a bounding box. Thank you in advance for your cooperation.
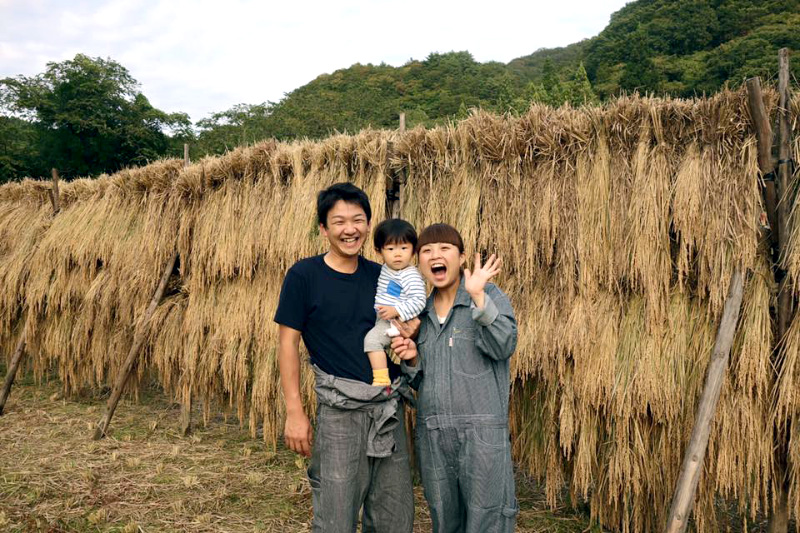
[418,241,465,290]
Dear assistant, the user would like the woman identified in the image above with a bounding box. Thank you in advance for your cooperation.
[392,223,518,533]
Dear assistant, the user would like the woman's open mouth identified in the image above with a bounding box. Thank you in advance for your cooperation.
[430,262,447,282]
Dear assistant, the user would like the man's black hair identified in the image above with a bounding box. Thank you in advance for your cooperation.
[317,183,372,227]
[373,219,418,250]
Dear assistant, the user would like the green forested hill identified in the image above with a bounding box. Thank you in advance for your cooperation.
[2,0,799,180]
[192,52,595,154]
[194,0,800,154]
[193,52,532,152]
[507,41,588,82]
[512,0,800,96]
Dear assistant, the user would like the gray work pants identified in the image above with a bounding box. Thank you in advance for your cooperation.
[416,417,518,533]
[308,403,414,532]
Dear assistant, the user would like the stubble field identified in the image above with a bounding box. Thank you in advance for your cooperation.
[0,374,595,532]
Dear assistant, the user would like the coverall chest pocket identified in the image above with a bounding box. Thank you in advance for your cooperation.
[451,327,491,378]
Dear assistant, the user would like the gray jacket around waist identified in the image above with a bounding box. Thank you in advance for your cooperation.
[313,365,414,458]
[402,280,517,428]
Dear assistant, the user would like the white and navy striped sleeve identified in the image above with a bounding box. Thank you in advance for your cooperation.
[394,266,427,321]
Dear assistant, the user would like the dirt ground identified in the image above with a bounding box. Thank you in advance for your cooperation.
[0,376,595,532]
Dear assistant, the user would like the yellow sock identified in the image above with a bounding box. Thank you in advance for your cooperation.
[372,368,390,386]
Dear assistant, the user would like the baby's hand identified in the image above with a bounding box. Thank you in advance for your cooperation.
[391,318,420,340]
[377,305,400,320]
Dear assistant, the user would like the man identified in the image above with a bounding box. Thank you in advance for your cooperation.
[274,182,414,532]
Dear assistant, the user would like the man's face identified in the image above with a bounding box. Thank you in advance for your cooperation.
[320,200,370,258]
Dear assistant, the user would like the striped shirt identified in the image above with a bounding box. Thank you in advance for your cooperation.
[375,264,427,322]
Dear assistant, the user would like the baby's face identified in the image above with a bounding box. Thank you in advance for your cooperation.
[380,242,414,270]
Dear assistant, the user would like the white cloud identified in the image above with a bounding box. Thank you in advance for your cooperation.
[0,0,630,121]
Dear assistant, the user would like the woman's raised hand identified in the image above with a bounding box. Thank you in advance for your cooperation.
[464,253,501,299]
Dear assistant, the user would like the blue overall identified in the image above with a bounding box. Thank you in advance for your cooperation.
[404,280,518,533]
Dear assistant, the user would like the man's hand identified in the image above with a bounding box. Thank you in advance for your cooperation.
[391,336,418,365]
[284,411,313,457]
[377,305,400,320]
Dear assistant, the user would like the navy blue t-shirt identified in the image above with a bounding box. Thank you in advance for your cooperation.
[274,254,400,384]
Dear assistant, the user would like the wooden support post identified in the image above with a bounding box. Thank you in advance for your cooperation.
[774,48,794,342]
[746,78,778,248]
[178,144,192,436]
[50,169,60,215]
[665,269,745,533]
[768,47,794,533]
[180,385,192,437]
[387,113,407,219]
[93,252,178,440]
[0,331,27,415]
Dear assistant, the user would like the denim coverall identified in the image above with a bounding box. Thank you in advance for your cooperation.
[404,279,518,533]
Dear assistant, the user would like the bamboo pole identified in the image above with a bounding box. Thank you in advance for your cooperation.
[93,252,178,440]
[0,169,62,415]
[664,269,745,533]
[768,47,794,533]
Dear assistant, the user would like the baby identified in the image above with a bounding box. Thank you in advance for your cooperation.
[364,219,426,386]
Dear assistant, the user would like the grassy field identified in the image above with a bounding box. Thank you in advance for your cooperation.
[0,375,596,532]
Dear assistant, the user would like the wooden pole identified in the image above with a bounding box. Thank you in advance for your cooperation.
[768,47,794,533]
[746,78,778,248]
[93,251,178,440]
[0,331,27,415]
[665,269,745,533]
[180,385,192,437]
[179,146,192,436]
[387,114,407,219]
[50,169,60,215]
[774,48,794,342]
[0,168,62,415]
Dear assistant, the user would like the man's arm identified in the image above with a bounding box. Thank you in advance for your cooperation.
[278,325,312,457]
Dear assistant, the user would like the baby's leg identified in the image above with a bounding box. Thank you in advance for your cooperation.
[364,319,392,386]
[367,350,390,386]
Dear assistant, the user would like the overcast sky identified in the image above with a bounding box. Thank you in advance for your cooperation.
[1,0,630,122]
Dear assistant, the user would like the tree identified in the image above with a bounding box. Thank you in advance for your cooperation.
[0,116,38,183]
[0,54,188,179]
[565,62,598,106]
[525,60,597,108]
[195,103,274,155]
[619,28,663,93]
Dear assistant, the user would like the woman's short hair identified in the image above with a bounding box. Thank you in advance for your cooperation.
[416,223,464,253]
